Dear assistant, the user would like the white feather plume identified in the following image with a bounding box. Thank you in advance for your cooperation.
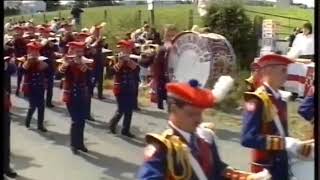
[211,76,234,103]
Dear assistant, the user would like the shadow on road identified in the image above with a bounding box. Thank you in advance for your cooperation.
[134,109,168,120]
[93,96,117,104]
[215,128,241,143]
[11,153,42,171]
[30,129,70,147]
[85,119,109,131]
[46,105,70,117]
[79,150,140,180]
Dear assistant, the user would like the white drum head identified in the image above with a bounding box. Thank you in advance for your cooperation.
[168,31,236,88]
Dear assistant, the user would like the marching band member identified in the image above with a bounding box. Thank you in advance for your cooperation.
[152,24,178,110]
[131,24,152,43]
[85,22,107,99]
[83,43,96,122]
[108,40,138,138]
[22,42,49,132]
[3,56,18,178]
[298,85,314,123]
[245,60,261,92]
[40,37,61,108]
[241,54,313,180]
[58,41,93,154]
[12,25,28,96]
[138,77,272,180]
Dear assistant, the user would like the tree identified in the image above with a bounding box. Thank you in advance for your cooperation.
[203,0,258,69]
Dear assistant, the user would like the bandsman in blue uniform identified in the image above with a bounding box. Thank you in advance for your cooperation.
[22,42,49,132]
[138,77,272,180]
[241,54,314,180]
[108,40,138,138]
[298,85,314,123]
[3,56,18,178]
[58,41,93,154]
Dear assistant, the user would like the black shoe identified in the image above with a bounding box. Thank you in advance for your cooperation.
[46,104,55,108]
[25,121,30,128]
[15,91,19,96]
[109,126,116,134]
[71,147,79,154]
[5,169,17,178]
[121,132,135,138]
[38,126,48,132]
[134,107,141,111]
[78,146,88,153]
[86,116,95,121]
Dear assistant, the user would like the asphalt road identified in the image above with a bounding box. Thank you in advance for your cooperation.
[6,76,250,180]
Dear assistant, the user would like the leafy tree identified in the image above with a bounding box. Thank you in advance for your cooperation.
[203,0,258,69]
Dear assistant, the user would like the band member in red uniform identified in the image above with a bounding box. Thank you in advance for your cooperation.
[108,40,138,138]
[40,37,61,108]
[58,41,93,154]
[12,26,28,96]
[22,42,48,132]
[3,56,18,178]
[85,23,107,99]
[152,25,178,109]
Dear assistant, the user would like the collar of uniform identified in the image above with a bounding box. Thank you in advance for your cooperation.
[263,82,281,99]
[168,121,191,144]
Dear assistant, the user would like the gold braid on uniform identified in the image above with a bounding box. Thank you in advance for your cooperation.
[244,86,286,151]
[146,129,192,179]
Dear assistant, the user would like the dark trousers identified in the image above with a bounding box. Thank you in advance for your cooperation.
[46,76,54,105]
[109,94,134,133]
[93,68,104,98]
[157,83,167,109]
[16,68,23,95]
[25,91,45,128]
[66,90,87,148]
[3,111,11,171]
[67,102,86,148]
[109,110,133,134]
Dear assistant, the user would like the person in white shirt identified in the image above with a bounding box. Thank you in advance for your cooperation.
[288,22,314,60]
[4,19,13,34]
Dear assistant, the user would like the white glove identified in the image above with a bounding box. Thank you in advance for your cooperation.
[285,137,302,158]
[247,168,272,180]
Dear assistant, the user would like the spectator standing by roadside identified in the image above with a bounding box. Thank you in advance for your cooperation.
[71,5,84,31]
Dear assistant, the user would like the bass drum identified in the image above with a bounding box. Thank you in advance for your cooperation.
[290,158,314,180]
[168,31,236,88]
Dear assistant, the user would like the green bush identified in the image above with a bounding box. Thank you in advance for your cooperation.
[203,0,258,70]
[4,7,20,16]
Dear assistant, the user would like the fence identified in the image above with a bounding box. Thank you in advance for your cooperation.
[190,8,310,39]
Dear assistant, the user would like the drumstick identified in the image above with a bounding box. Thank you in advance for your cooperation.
[303,139,314,144]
